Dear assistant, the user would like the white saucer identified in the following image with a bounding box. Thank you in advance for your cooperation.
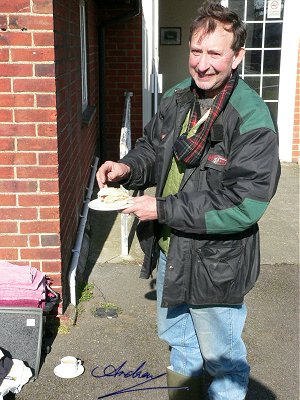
[54,364,84,379]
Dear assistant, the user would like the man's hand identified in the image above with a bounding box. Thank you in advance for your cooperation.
[96,161,131,188]
[122,195,157,221]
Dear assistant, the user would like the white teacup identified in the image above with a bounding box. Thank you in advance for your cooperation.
[60,356,81,376]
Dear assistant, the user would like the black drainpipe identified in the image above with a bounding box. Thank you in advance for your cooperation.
[98,0,141,163]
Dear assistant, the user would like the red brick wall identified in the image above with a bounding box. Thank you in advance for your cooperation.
[53,0,98,306]
[0,2,61,291]
[0,0,99,312]
[101,12,143,161]
[292,39,300,163]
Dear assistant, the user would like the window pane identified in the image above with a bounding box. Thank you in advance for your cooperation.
[266,102,278,123]
[263,50,281,74]
[246,23,263,48]
[264,23,282,47]
[244,76,261,95]
[262,76,279,100]
[245,50,261,74]
[227,0,244,19]
[247,0,264,21]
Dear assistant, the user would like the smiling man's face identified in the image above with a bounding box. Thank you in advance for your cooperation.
[189,21,245,97]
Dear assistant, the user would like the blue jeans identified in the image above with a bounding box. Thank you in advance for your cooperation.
[157,251,250,400]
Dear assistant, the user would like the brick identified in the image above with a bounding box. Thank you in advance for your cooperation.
[17,166,58,179]
[0,221,18,233]
[17,137,57,151]
[29,235,40,247]
[0,194,16,206]
[21,247,61,260]
[0,235,28,247]
[41,234,60,246]
[0,16,8,30]
[0,138,14,151]
[35,64,55,77]
[0,31,31,46]
[15,109,57,123]
[0,94,34,107]
[41,260,62,273]
[39,206,59,219]
[39,180,59,192]
[0,249,18,259]
[0,0,30,13]
[36,94,56,107]
[27,235,40,247]
[0,124,35,137]
[0,78,11,92]
[0,109,13,122]
[18,193,59,206]
[32,0,53,14]
[37,124,57,137]
[9,15,53,31]
[14,78,55,92]
[20,220,59,234]
[0,207,37,220]
[0,180,37,192]
[11,48,54,62]
[0,48,9,61]
[38,152,58,165]
[0,152,36,165]
[0,64,33,77]
[0,167,14,178]
[33,32,54,46]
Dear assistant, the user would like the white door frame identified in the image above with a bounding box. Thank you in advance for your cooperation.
[142,0,160,127]
[277,0,299,162]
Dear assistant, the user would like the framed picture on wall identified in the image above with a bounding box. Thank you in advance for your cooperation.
[160,27,181,45]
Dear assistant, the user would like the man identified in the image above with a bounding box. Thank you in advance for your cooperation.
[96,2,280,399]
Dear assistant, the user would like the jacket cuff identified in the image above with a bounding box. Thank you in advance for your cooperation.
[156,197,167,223]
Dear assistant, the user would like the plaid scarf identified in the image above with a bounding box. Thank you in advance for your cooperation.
[173,69,239,167]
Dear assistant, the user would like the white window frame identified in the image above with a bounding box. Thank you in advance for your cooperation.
[80,0,88,111]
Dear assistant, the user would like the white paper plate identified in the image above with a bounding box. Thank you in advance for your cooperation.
[88,198,131,211]
[54,364,84,379]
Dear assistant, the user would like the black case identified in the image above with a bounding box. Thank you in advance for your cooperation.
[0,307,43,380]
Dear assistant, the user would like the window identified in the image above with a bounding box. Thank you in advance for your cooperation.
[80,0,88,111]
[222,0,285,122]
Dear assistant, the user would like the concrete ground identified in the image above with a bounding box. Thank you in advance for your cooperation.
[6,162,300,400]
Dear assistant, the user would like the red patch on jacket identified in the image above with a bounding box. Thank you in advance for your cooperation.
[208,154,228,166]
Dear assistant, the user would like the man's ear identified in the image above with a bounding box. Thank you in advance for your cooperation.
[232,47,245,69]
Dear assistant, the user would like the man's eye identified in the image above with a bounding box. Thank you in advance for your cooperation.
[210,52,221,59]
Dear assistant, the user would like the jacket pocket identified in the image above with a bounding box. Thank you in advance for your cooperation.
[204,161,226,191]
[193,244,243,303]
[197,245,242,282]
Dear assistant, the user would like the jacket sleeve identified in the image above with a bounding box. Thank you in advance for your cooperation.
[157,122,281,235]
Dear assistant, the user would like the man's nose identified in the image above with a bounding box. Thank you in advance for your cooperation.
[197,53,211,71]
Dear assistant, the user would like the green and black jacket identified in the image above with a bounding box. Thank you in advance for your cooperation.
[121,77,281,307]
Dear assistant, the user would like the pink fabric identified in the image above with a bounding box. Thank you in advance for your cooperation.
[0,300,40,308]
[0,262,40,288]
[0,262,46,307]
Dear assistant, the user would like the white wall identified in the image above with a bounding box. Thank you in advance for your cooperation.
[159,0,202,92]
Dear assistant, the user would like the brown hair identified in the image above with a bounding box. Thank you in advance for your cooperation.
[189,1,247,51]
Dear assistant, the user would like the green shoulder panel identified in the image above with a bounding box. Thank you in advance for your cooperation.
[163,77,192,99]
[205,197,269,234]
[229,79,276,134]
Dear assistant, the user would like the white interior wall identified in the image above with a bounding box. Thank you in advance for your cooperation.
[159,0,202,92]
